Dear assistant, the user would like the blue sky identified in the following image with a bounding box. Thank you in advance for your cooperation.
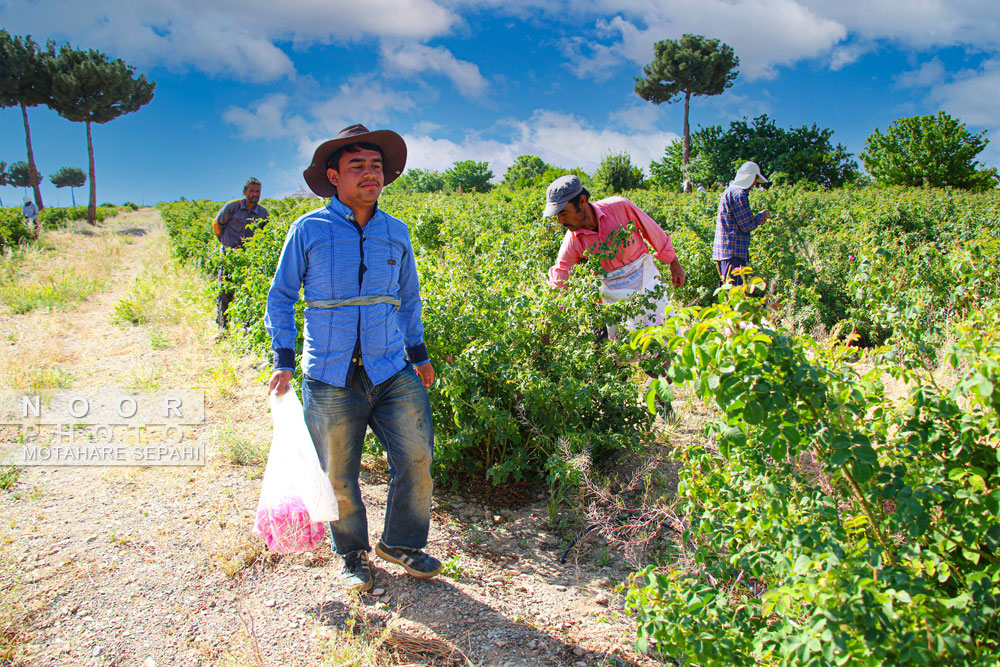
[2,0,999,206]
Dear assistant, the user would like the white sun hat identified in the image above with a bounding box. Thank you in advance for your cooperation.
[730,161,769,189]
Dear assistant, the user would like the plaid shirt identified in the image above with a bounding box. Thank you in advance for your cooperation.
[712,185,765,261]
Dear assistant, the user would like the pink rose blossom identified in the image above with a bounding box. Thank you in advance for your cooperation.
[254,497,325,554]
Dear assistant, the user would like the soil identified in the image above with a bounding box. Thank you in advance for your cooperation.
[0,211,679,667]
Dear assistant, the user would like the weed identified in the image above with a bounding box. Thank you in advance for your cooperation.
[127,365,162,391]
[217,427,268,467]
[109,529,136,546]
[440,556,466,580]
[148,327,170,349]
[1,272,104,313]
[207,360,239,399]
[595,546,614,568]
[112,277,156,326]
[17,367,74,394]
[0,466,18,491]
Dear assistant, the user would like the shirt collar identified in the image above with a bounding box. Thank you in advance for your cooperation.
[328,196,381,224]
[572,200,605,236]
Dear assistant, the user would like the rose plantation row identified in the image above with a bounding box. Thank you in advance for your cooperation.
[160,185,1000,666]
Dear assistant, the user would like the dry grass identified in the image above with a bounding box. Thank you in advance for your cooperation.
[202,490,272,578]
[0,552,46,665]
[312,603,472,667]
[0,221,125,314]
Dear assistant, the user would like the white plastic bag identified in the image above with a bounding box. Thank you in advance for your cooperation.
[600,253,673,340]
[252,390,338,554]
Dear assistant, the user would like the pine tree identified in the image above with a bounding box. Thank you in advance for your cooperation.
[635,34,739,192]
[48,45,155,224]
[0,30,55,209]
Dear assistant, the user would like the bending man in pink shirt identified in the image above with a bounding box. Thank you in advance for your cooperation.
[543,174,686,419]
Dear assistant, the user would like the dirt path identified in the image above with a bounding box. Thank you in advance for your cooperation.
[0,211,664,667]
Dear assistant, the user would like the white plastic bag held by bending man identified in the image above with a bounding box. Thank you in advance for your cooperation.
[253,390,339,553]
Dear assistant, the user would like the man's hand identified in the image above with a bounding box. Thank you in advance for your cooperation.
[268,369,292,396]
[669,258,686,288]
[415,362,435,389]
[760,209,771,224]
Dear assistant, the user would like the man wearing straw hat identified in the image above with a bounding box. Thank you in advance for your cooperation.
[265,124,440,593]
[712,161,771,286]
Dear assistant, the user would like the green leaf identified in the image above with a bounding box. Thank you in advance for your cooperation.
[770,440,787,460]
[830,448,851,468]
[744,402,764,425]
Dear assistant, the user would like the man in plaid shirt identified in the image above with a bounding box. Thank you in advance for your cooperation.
[712,161,771,286]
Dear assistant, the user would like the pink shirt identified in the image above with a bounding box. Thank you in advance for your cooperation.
[547,197,677,288]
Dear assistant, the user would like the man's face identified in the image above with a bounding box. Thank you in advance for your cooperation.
[243,183,261,207]
[556,199,589,231]
[327,148,383,208]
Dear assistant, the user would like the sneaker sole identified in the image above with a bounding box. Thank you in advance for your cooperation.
[344,577,373,594]
[374,544,442,579]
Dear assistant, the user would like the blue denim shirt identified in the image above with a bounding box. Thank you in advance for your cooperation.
[265,197,429,388]
[712,185,765,261]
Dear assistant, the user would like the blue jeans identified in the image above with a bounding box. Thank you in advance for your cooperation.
[302,364,434,555]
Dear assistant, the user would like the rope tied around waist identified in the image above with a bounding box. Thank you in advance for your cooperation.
[305,295,401,310]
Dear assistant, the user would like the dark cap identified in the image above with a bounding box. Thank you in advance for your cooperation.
[543,174,583,217]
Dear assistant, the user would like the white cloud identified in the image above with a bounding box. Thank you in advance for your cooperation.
[380,42,489,99]
[608,104,664,132]
[310,82,418,132]
[927,59,1000,129]
[828,41,870,71]
[223,83,419,162]
[223,94,304,139]
[0,0,458,81]
[895,59,947,89]
[463,0,1000,80]
[800,1,1000,50]
[412,120,444,135]
[403,110,681,177]
[496,1,847,81]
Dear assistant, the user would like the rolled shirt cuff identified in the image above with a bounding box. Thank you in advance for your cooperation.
[653,247,677,266]
[273,348,295,371]
[406,343,430,365]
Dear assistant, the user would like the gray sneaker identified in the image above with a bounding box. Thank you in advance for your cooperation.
[341,550,373,593]
[375,542,442,579]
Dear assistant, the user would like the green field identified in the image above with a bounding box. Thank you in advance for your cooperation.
[156,185,1000,666]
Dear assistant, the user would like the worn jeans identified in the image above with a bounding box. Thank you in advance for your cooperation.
[302,364,434,555]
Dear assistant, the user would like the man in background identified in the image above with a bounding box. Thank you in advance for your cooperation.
[712,162,770,287]
[22,196,39,238]
[213,177,269,332]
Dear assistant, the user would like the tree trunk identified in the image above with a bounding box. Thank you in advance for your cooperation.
[86,120,97,225]
[21,102,44,209]
[70,187,76,206]
[682,91,692,193]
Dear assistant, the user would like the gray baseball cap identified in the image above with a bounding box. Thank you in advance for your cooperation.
[543,174,583,217]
